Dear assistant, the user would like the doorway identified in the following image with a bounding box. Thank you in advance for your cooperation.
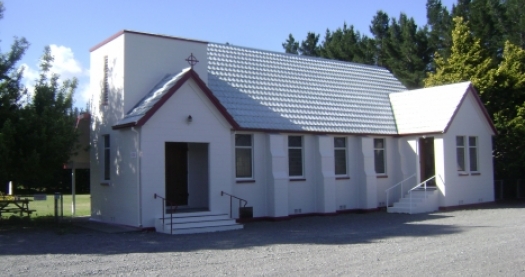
[419,137,436,186]
[165,142,209,211]
[165,142,188,206]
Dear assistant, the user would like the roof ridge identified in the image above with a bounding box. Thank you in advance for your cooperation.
[208,42,392,72]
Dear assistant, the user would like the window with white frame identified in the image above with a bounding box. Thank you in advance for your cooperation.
[235,134,253,179]
[374,138,386,174]
[456,136,466,171]
[288,136,303,177]
[334,137,347,175]
[469,136,478,172]
[103,135,110,180]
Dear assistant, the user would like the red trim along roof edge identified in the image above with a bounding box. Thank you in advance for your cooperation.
[90,30,208,52]
[112,69,240,130]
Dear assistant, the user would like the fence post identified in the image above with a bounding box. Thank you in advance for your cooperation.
[54,192,63,223]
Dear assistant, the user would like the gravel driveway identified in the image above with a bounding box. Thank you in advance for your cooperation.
[1,201,525,276]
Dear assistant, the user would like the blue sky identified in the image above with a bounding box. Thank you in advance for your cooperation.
[1,0,455,109]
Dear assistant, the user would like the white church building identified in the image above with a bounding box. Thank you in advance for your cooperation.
[89,30,496,234]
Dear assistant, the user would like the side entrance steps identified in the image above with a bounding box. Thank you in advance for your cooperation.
[387,189,439,214]
[155,211,243,235]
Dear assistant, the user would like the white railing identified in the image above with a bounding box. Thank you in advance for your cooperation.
[408,175,436,214]
[385,174,416,207]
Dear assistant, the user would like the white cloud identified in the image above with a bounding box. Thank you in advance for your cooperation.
[48,45,84,78]
[75,82,92,110]
[21,44,90,110]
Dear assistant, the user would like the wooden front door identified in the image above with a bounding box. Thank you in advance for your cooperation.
[165,142,188,206]
[419,137,436,186]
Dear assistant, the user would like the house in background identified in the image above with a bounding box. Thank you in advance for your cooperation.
[89,30,496,234]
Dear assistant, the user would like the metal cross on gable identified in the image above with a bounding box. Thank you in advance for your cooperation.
[185,53,199,68]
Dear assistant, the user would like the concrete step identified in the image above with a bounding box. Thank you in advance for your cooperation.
[170,224,243,235]
[155,211,243,235]
[388,189,439,214]
[159,218,238,229]
[158,212,230,223]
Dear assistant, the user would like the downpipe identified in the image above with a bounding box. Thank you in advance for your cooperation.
[131,127,142,228]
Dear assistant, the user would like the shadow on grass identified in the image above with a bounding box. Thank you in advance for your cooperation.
[0,215,80,235]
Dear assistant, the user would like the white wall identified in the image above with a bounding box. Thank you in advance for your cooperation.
[123,32,208,114]
[140,79,233,227]
[231,132,269,218]
[441,90,495,207]
[90,35,141,226]
[335,136,362,210]
[188,143,209,208]
[90,32,211,227]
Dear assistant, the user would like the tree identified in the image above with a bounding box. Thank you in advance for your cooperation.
[426,0,453,66]
[484,42,525,179]
[11,46,79,190]
[0,1,79,191]
[299,32,320,56]
[369,10,391,67]
[425,17,493,88]
[282,34,299,54]
[505,0,525,48]
[0,2,29,187]
[385,13,431,88]
[319,23,365,62]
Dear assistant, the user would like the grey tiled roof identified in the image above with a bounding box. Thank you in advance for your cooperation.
[116,68,190,126]
[117,42,408,134]
[207,43,407,134]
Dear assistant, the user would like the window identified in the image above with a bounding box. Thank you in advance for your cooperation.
[288,136,303,177]
[469,136,478,172]
[374,138,386,174]
[334,137,347,175]
[102,55,109,105]
[456,136,465,171]
[235,134,253,178]
[103,135,110,180]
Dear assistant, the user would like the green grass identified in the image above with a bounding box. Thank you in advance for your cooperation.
[17,194,91,218]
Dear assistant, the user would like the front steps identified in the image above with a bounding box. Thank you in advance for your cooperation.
[387,189,439,214]
[155,211,243,235]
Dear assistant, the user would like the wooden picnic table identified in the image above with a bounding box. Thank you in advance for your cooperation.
[0,198,34,217]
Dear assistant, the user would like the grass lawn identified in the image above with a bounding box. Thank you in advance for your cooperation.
[18,194,91,218]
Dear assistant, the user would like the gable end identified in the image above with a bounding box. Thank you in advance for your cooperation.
[443,84,497,135]
[112,69,240,130]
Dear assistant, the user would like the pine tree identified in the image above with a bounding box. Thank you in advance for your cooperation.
[385,13,431,88]
[282,34,299,54]
[505,0,525,48]
[299,32,320,56]
[369,10,390,67]
[319,23,364,62]
[426,0,453,65]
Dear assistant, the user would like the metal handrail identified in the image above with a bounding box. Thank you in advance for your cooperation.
[154,193,176,235]
[220,191,248,219]
[408,175,436,214]
[385,174,416,207]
